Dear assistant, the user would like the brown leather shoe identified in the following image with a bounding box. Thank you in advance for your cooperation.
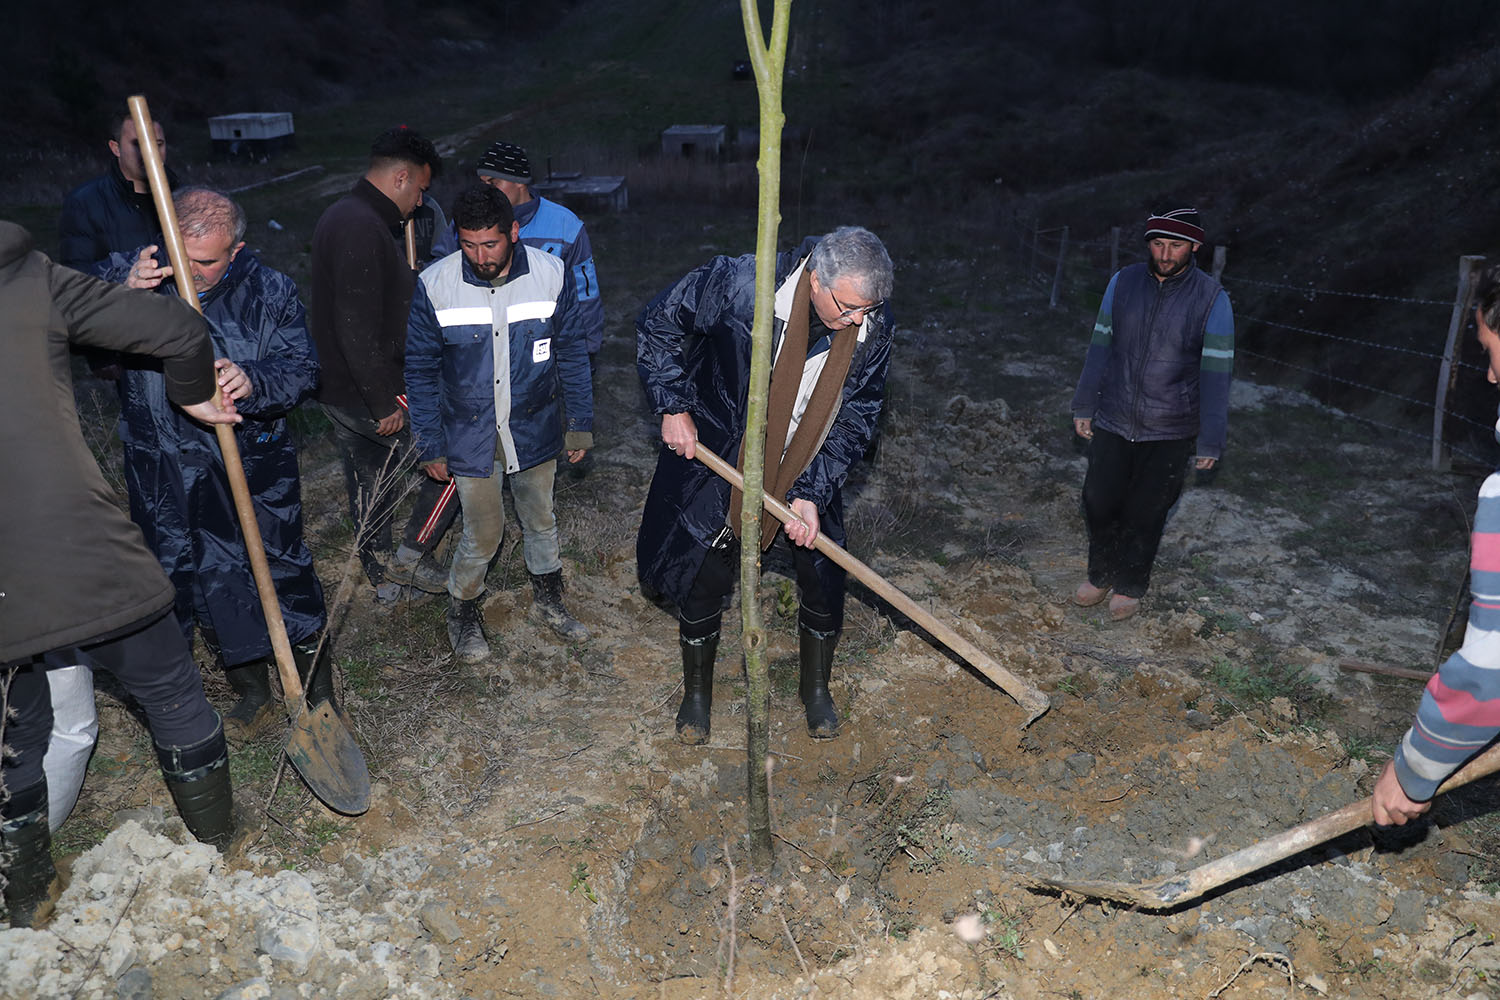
[1073,581,1110,607]
[1109,595,1140,621]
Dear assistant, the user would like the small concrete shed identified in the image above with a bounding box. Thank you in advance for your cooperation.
[209,113,295,161]
[660,124,725,159]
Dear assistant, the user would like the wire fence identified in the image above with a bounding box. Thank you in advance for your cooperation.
[1008,213,1492,469]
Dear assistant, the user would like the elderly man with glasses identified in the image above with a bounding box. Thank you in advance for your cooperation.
[636,226,895,746]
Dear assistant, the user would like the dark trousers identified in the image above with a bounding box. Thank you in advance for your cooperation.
[679,535,845,638]
[323,404,456,569]
[1,608,218,811]
[1081,428,1194,599]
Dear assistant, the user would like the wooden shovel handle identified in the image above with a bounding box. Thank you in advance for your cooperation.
[693,443,1051,725]
[1173,738,1500,904]
[128,96,304,706]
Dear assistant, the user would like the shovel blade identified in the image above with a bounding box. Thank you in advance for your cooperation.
[283,700,372,816]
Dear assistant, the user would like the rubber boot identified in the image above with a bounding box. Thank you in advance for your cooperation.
[799,623,840,739]
[530,570,590,641]
[1,782,60,928]
[676,621,720,746]
[447,595,490,663]
[222,660,273,739]
[292,637,337,712]
[154,715,236,851]
[203,626,271,740]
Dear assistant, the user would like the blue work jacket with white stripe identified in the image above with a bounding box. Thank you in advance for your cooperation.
[405,242,593,477]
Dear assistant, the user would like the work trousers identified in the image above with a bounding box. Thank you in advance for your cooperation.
[1081,428,1194,599]
[323,403,456,570]
[678,533,845,639]
[1,609,218,813]
[449,460,561,601]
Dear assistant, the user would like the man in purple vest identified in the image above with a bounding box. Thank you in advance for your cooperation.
[1070,208,1235,621]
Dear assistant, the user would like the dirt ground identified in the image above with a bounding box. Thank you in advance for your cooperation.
[6,231,1500,999]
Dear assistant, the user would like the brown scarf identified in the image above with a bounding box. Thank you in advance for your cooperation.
[732,267,859,550]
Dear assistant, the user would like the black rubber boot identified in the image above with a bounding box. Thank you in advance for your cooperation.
[292,637,337,711]
[1,782,60,928]
[530,570,591,641]
[676,617,720,746]
[799,623,840,739]
[154,715,236,851]
[222,659,273,736]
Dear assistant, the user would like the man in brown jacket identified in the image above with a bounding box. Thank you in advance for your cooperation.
[0,220,242,927]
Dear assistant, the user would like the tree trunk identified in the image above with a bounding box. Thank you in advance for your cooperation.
[738,0,792,872]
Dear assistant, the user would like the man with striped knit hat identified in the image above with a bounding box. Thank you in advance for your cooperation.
[1070,207,1235,621]
[1374,264,1500,825]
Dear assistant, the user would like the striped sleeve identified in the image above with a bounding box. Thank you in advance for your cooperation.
[1393,473,1500,801]
[1196,289,1235,459]
[1070,272,1119,419]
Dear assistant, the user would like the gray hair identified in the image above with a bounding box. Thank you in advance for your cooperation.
[174,187,247,244]
[808,226,893,302]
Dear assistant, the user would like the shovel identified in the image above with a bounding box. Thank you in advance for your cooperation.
[693,444,1051,726]
[1025,739,1500,909]
[128,96,371,815]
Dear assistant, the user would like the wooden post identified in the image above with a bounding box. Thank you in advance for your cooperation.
[1211,245,1227,281]
[1109,226,1120,275]
[1049,225,1069,309]
[1432,255,1487,471]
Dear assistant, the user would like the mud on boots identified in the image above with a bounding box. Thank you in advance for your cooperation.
[1,781,61,928]
[203,627,273,741]
[675,611,720,745]
[798,608,840,739]
[447,594,490,664]
[529,569,590,641]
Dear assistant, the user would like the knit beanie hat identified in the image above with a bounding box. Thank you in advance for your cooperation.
[476,141,532,185]
[1144,208,1205,244]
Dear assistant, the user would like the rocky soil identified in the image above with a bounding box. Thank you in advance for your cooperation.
[4,226,1499,999]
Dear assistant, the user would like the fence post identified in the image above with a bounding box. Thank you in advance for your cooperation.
[1432,254,1487,471]
[1049,225,1069,309]
[1212,245,1227,282]
[1109,226,1120,275]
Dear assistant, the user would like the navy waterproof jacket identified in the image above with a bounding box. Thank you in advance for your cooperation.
[101,247,326,665]
[635,240,893,606]
[57,161,178,274]
[405,242,592,477]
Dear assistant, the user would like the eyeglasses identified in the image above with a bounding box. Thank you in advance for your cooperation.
[829,288,884,321]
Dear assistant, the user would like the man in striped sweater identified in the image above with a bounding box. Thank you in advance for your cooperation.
[1070,208,1235,620]
[1374,264,1500,824]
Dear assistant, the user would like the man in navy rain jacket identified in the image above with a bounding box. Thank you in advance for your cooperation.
[107,188,329,733]
[57,111,174,275]
[637,226,894,745]
[405,185,594,663]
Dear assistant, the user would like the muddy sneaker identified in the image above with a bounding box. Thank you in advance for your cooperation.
[388,551,448,594]
[529,570,590,641]
[447,596,490,663]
